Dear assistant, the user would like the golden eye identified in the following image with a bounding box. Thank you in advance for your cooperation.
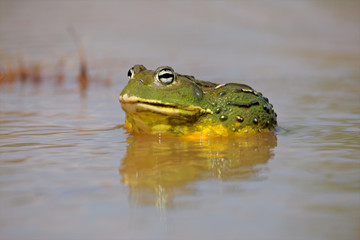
[155,66,176,85]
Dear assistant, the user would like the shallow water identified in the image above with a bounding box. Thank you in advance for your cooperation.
[1,1,360,240]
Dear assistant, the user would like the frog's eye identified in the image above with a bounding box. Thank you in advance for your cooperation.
[127,68,135,79]
[128,65,147,79]
[155,66,176,85]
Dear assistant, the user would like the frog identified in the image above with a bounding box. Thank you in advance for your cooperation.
[119,65,277,136]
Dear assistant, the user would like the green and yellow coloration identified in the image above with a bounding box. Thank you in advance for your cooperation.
[119,65,277,136]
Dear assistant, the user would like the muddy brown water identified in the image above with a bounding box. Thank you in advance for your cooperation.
[1,1,359,240]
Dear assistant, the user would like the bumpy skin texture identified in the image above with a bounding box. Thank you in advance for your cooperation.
[119,65,277,136]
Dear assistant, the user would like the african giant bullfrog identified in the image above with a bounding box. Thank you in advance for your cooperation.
[119,65,277,136]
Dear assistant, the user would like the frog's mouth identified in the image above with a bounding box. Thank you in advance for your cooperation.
[119,94,211,117]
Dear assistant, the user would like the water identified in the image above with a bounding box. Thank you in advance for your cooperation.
[1,1,360,240]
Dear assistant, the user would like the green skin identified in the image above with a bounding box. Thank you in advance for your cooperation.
[119,65,277,135]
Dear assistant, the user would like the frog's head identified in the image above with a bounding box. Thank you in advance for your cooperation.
[119,65,212,133]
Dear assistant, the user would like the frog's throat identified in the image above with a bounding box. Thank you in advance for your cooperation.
[119,94,213,116]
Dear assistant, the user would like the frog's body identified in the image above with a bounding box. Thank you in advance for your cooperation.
[119,65,277,136]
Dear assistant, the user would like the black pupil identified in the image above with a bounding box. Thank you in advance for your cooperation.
[127,69,132,78]
[160,73,174,79]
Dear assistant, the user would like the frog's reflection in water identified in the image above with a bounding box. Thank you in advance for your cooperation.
[119,133,277,208]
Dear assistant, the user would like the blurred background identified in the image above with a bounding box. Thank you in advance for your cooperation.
[1,1,359,87]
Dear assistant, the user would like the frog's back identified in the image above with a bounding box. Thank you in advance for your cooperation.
[202,82,277,132]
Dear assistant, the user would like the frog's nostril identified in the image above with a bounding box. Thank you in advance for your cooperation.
[138,79,144,85]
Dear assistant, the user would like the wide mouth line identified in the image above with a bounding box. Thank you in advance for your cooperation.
[120,95,189,110]
[121,99,183,111]
[120,94,212,115]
